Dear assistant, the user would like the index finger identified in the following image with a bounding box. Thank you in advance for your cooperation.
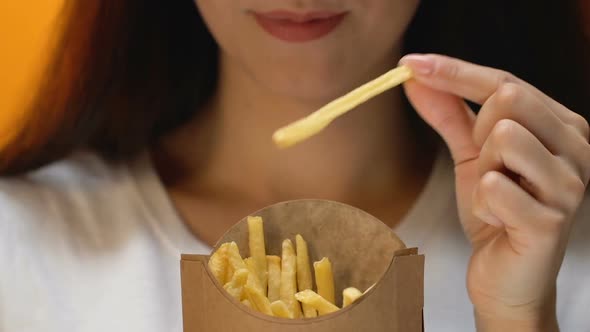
[400,54,589,140]
[400,54,532,104]
[400,54,590,140]
[400,54,578,115]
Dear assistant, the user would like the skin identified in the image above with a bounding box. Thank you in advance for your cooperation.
[159,0,428,245]
[156,1,590,330]
[401,54,590,330]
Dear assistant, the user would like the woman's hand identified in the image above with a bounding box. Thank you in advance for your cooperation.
[400,54,590,331]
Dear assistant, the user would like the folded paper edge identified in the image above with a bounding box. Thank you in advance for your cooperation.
[180,247,423,325]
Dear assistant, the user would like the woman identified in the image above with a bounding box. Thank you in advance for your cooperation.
[1,0,588,331]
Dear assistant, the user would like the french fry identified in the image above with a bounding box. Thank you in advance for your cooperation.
[208,243,230,284]
[210,215,378,320]
[247,216,268,295]
[272,65,413,148]
[225,265,235,285]
[224,242,246,283]
[270,300,294,319]
[243,257,252,266]
[295,289,340,316]
[244,257,263,293]
[342,287,363,307]
[241,299,253,309]
[280,239,302,318]
[295,234,317,318]
[242,266,272,316]
[244,280,273,316]
[223,268,249,300]
[266,255,281,302]
[226,242,247,271]
[314,257,335,304]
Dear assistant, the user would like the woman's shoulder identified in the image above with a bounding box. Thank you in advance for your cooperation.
[1,150,128,189]
[0,151,126,216]
[0,151,142,250]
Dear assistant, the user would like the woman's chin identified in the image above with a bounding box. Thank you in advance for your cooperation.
[269,83,351,107]
[261,73,365,106]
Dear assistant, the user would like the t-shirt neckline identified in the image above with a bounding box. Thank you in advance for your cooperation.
[125,148,454,254]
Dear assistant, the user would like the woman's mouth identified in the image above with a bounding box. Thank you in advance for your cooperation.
[252,10,348,43]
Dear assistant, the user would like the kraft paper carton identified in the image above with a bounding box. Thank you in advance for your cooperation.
[180,199,424,332]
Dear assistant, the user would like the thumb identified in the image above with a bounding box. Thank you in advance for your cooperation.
[403,79,479,165]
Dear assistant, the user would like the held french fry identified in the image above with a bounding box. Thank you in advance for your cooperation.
[280,239,303,318]
[342,287,363,307]
[295,234,318,318]
[314,257,336,304]
[295,289,340,316]
[223,268,249,300]
[208,243,230,284]
[266,255,281,302]
[270,300,295,319]
[272,65,413,148]
[248,216,268,295]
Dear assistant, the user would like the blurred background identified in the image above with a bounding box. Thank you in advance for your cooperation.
[0,0,64,149]
[0,1,587,154]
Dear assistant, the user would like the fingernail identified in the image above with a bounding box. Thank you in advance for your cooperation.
[399,54,434,75]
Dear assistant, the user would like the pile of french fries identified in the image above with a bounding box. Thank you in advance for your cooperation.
[208,216,372,318]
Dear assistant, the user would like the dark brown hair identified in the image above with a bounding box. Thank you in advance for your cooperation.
[1,0,588,174]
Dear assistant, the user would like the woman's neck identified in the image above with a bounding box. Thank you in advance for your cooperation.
[155,52,435,245]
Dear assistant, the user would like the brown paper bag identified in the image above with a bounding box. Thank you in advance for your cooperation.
[180,199,424,332]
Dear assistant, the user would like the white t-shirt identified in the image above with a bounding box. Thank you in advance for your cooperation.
[0,151,588,332]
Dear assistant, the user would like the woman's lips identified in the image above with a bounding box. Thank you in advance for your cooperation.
[252,10,348,43]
